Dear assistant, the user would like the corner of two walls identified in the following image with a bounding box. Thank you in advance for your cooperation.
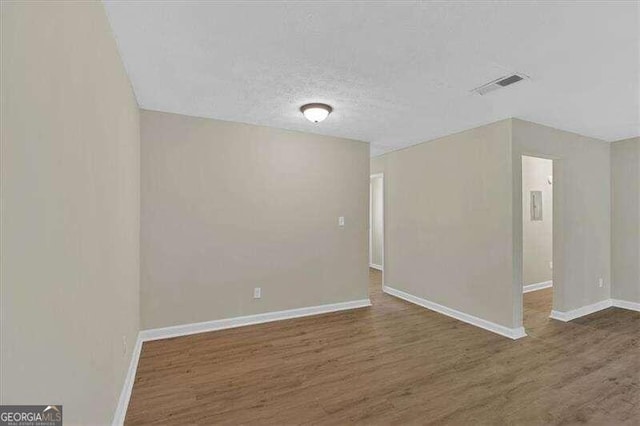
[511,119,612,313]
[372,118,617,333]
[610,137,640,304]
[2,2,634,423]
[2,2,371,421]
[139,110,370,330]
[370,119,517,330]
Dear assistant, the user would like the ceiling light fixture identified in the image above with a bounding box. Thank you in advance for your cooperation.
[300,103,332,123]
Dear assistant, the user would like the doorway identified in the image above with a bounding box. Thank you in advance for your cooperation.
[521,156,553,330]
[369,174,384,272]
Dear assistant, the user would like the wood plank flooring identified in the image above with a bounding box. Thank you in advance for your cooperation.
[125,270,639,425]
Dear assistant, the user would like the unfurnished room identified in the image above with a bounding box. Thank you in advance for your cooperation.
[1,1,639,425]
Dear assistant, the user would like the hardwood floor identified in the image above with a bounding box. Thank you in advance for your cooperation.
[125,270,639,425]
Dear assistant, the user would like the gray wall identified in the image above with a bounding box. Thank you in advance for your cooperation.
[611,137,640,303]
[1,2,140,424]
[512,119,610,315]
[522,156,553,286]
[370,120,515,328]
[140,110,370,329]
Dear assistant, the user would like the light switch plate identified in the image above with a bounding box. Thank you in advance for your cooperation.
[338,216,345,227]
[530,191,543,221]
[254,287,261,299]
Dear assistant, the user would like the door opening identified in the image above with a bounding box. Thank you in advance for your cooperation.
[369,174,384,272]
[521,155,553,329]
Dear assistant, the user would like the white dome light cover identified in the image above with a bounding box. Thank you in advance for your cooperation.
[300,103,332,123]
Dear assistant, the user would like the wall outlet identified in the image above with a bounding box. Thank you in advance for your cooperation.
[598,278,604,288]
[254,287,261,299]
[122,335,127,355]
[338,216,345,227]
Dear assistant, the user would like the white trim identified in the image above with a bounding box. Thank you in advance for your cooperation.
[550,298,640,322]
[107,292,640,425]
[523,280,552,293]
[113,298,371,424]
[369,173,384,272]
[382,285,526,340]
[139,299,372,342]
[112,334,143,426]
[369,177,373,266]
[549,299,613,322]
[611,299,640,312]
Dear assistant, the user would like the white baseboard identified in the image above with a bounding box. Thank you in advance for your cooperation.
[369,263,383,271]
[111,293,637,424]
[382,285,526,340]
[113,298,371,424]
[611,299,640,312]
[523,280,552,293]
[112,334,143,426]
[550,299,613,322]
[550,298,640,322]
[140,298,372,342]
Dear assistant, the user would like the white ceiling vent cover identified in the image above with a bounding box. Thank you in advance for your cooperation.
[472,73,529,95]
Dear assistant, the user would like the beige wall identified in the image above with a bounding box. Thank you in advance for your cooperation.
[370,175,383,268]
[140,110,369,329]
[522,156,553,286]
[1,2,140,424]
[372,118,612,329]
[512,119,610,314]
[611,137,640,303]
[371,120,515,328]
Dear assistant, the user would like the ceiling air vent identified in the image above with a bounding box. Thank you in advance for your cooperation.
[472,73,528,95]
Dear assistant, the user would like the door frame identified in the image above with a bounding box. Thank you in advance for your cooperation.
[369,173,384,272]
[518,154,559,332]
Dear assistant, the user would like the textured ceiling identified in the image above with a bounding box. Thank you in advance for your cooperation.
[104,1,639,156]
